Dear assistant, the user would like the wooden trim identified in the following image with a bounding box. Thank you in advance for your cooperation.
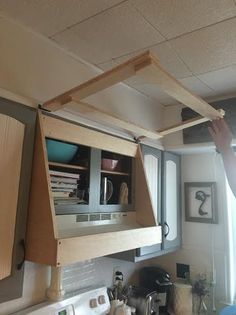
[57,226,161,265]
[158,109,224,136]
[43,51,152,111]
[43,50,223,121]
[42,114,138,157]
[49,161,88,171]
[0,114,24,280]
[68,101,162,140]
[101,170,129,176]
[158,116,209,136]
[135,145,157,226]
[26,112,58,266]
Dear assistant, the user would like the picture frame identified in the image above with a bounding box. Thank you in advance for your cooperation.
[185,182,218,224]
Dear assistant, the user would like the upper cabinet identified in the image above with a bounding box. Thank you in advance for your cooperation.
[25,112,162,267]
[0,97,36,303]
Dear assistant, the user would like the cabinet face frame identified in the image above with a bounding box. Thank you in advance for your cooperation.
[0,97,36,303]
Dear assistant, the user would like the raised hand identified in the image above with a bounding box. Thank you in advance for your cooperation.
[208,119,232,154]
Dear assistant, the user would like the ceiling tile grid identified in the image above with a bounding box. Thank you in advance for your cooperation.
[130,0,236,39]
[0,0,125,36]
[180,76,215,97]
[52,1,164,64]
[197,65,236,95]
[169,17,236,75]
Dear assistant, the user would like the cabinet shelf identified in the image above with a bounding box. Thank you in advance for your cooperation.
[101,170,130,176]
[49,161,88,171]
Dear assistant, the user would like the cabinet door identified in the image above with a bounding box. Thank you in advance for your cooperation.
[162,152,181,251]
[0,97,36,303]
[136,144,162,257]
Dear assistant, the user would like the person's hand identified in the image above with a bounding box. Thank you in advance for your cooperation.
[208,119,233,154]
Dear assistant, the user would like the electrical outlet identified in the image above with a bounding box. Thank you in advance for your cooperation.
[176,263,190,279]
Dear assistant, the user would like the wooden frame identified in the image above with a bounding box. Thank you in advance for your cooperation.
[185,182,218,224]
[43,51,224,139]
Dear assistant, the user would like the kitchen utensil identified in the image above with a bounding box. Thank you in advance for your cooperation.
[119,182,128,204]
[101,177,113,205]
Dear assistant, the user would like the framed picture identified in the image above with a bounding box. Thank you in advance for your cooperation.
[185,182,218,224]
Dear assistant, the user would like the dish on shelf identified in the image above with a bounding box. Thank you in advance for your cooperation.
[46,139,78,163]
[101,158,119,171]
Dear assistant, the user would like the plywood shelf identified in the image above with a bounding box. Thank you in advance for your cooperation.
[49,161,88,171]
[101,169,130,176]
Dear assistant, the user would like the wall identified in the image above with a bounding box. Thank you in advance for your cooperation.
[0,16,164,314]
[152,152,230,309]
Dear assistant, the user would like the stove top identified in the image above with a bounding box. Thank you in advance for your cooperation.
[12,287,110,315]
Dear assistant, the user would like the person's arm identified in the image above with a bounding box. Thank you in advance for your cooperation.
[208,119,236,197]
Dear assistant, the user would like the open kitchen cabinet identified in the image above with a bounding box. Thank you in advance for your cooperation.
[0,97,36,303]
[110,145,181,262]
[25,112,162,266]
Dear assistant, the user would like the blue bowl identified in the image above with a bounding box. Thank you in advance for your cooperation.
[220,305,236,315]
[46,139,78,163]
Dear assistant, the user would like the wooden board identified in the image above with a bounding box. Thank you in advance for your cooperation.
[43,52,151,111]
[43,51,223,122]
[0,114,24,280]
[135,145,157,226]
[57,226,161,265]
[136,58,223,120]
[26,112,58,266]
[158,116,210,136]
[42,114,138,157]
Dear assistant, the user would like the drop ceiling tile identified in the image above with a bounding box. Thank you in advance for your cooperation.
[169,18,236,74]
[52,1,164,64]
[0,0,124,36]
[113,41,192,79]
[197,65,236,95]
[98,60,119,71]
[130,0,236,39]
[180,76,215,97]
[124,76,178,105]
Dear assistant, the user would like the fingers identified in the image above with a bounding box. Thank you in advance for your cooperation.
[208,126,217,142]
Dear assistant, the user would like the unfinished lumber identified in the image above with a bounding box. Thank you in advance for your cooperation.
[43,50,224,136]
[158,109,225,136]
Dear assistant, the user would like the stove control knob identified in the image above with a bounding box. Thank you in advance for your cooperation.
[98,295,106,305]
[89,298,98,308]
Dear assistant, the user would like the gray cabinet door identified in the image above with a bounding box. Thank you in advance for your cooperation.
[162,152,181,251]
[136,144,162,257]
[0,97,36,303]
[109,148,181,262]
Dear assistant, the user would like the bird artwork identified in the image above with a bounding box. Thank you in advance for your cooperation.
[195,190,210,216]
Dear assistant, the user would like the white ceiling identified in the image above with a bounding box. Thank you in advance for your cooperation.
[1,0,236,106]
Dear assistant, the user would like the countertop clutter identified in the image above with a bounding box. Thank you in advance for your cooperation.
[107,266,173,315]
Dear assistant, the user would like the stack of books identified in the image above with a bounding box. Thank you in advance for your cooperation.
[49,170,80,204]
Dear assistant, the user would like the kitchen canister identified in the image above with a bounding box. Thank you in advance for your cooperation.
[173,282,192,315]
